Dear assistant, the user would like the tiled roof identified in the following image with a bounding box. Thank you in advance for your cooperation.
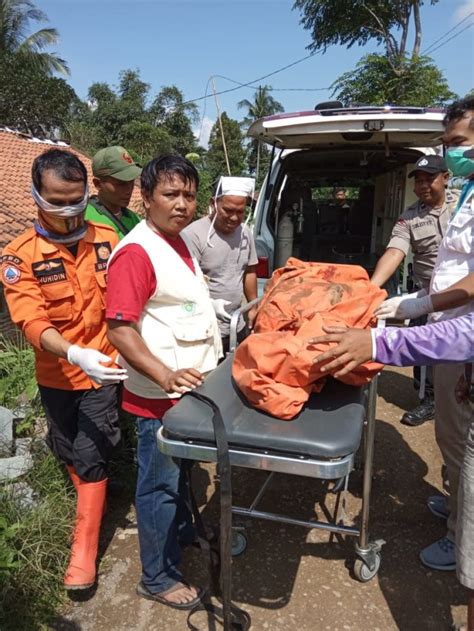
[0,127,143,250]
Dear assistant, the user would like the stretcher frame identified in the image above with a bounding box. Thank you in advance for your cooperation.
[157,299,384,581]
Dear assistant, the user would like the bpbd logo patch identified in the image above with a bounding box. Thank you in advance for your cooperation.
[94,242,112,272]
[2,265,21,284]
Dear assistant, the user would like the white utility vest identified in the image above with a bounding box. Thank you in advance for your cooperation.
[109,220,222,399]
[429,189,474,323]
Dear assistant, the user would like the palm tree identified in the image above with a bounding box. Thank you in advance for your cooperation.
[0,0,69,75]
[238,85,284,181]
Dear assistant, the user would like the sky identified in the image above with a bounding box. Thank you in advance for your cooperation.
[40,0,474,147]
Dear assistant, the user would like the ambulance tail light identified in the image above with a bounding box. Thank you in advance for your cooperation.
[256,256,270,278]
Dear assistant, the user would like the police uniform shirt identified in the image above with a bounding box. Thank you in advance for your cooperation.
[387,190,459,290]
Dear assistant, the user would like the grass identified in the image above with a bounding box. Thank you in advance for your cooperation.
[0,332,40,436]
[0,333,37,408]
[0,333,138,629]
[0,447,75,631]
[0,333,74,629]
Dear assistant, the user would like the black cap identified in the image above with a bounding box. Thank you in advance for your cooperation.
[408,155,448,178]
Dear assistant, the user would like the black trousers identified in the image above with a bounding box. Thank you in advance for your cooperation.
[39,384,121,482]
[409,315,434,401]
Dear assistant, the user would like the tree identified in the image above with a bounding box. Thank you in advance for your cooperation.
[294,0,456,106]
[68,73,198,161]
[150,86,199,155]
[83,71,150,145]
[120,121,172,164]
[206,113,246,183]
[0,0,68,75]
[293,0,439,67]
[238,85,284,184]
[332,53,456,106]
[0,52,76,136]
[185,152,214,218]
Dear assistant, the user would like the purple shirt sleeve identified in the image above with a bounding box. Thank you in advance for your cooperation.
[374,313,474,366]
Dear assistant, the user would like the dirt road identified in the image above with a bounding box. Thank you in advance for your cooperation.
[55,367,467,631]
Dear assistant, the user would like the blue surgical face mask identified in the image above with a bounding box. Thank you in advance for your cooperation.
[445,146,474,178]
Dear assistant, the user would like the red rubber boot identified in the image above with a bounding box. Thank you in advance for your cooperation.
[67,465,107,514]
[64,476,107,590]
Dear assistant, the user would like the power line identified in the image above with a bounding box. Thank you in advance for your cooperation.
[192,13,472,110]
[424,21,473,56]
[212,74,330,92]
[195,12,473,139]
[182,51,320,106]
[422,11,473,55]
[194,72,330,143]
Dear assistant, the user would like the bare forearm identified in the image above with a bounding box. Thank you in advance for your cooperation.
[244,268,258,302]
[371,248,405,287]
[431,272,474,312]
[107,322,169,387]
[40,328,72,359]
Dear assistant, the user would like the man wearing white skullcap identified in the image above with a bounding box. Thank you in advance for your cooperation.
[183,176,258,355]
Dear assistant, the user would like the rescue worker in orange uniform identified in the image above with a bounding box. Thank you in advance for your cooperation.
[1,149,127,591]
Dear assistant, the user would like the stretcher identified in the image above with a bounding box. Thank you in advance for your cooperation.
[157,302,384,628]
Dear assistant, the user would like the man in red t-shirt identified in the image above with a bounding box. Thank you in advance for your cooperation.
[106,155,221,610]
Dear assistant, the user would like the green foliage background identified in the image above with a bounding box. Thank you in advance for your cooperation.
[332,53,456,106]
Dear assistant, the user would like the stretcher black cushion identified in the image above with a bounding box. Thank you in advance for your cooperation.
[162,355,366,459]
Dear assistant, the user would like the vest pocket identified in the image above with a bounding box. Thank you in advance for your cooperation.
[40,283,75,322]
[171,316,213,343]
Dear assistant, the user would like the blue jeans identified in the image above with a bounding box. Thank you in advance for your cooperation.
[135,417,195,593]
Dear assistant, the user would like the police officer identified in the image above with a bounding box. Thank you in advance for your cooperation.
[1,149,127,591]
[371,155,458,426]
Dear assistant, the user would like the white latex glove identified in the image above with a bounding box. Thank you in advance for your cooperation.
[374,292,433,320]
[211,298,232,322]
[67,345,127,385]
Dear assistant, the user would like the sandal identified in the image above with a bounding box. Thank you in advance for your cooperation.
[136,580,204,610]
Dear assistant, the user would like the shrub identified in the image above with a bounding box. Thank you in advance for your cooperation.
[0,448,74,630]
[0,333,40,435]
[0,333,37,408]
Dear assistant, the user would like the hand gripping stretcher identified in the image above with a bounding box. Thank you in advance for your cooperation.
[157,301,384,629]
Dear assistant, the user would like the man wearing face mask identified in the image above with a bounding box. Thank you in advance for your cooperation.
[366,96,474,575]
[370,155,458,427]
[182,176,258,355]
[85,146,142,239]
[0,149,127,591]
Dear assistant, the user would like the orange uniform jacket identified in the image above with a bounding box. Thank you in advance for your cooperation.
[1,222,119,390]
[232,259,387,420]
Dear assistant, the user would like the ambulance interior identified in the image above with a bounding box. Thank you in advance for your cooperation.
[268,146,424,292]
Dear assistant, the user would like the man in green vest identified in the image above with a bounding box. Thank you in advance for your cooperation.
[86,146,142,238]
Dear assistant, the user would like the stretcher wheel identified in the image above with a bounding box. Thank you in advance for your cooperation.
[231,530,248,556]
[353,553,381,582]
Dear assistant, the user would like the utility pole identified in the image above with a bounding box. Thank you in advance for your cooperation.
[211,77,231,176]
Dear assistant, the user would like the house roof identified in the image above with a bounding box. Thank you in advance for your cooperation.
[0,127,143,251]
